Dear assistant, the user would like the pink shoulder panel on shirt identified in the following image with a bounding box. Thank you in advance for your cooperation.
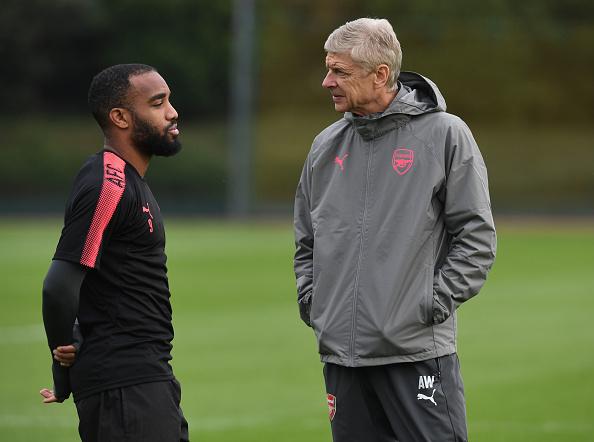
[80,152,126,268]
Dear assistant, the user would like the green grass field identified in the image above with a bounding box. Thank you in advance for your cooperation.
[1,218,593,441]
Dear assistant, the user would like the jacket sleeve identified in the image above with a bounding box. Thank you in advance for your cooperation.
[432,120,497,324]
[293,154,314,312]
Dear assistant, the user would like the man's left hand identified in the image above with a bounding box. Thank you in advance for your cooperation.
[39,388,59,404]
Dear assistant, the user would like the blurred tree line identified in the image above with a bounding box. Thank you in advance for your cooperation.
[0,0,231,117]
[257,0,594,124]
[1,0,593,213]
[3,0,593,122]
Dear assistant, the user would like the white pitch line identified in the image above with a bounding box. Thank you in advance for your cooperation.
[0,324,45,344]
[0,414,74,428]
[0,412,324,432]
[0,413,264,431]
[472,420,594,434]
[188,411,325,432]
[187,414,277,431]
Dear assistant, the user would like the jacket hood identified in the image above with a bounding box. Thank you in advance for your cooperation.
[345,71,447,123]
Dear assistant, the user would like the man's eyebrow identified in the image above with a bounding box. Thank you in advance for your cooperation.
[327,63,349,71]
[149,92,167,102]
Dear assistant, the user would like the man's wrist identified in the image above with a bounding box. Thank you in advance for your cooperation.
[51,361,71,402]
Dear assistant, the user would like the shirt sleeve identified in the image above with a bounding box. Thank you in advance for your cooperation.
[54,151,127,269]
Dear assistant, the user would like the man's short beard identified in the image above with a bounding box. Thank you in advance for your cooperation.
[131,112,182,157]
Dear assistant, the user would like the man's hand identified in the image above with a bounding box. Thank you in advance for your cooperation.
[53,345,77,367]
[39,388,59,404]
[298,291,313,327]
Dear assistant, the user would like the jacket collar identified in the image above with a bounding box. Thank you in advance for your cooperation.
[346,84,411,141]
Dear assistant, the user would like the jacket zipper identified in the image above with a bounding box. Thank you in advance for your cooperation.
[350,139,374,365]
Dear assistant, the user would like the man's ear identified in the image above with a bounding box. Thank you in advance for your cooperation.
[374,64,390,89]
[108,108,131,130]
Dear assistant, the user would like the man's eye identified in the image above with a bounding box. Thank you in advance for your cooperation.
[152,101,163,107]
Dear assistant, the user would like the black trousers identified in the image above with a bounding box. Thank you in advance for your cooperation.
[75,379,189,442]
[324,354,467,442]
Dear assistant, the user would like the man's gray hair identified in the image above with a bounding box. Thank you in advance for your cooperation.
[324,18,402,91]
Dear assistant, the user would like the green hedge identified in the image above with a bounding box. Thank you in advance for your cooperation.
[1,115,593,214]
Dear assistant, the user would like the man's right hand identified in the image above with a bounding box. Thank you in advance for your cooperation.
[53,323,82,367]
[298,291,313,327]
[53,345,77,367]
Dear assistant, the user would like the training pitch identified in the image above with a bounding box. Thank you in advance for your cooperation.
[0,218,592,441]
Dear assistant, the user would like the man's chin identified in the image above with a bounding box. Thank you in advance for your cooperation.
[154,141,182,157]
[137,139,182,157]
[334,104,348,113]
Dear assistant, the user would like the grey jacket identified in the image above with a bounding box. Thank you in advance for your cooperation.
[293,72,496,367]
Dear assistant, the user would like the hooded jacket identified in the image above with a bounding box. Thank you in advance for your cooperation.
[294,72,496,367]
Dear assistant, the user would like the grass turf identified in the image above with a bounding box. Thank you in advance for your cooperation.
[0,218,592,441]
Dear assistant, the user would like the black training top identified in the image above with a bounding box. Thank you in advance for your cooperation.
[54,149,174,401]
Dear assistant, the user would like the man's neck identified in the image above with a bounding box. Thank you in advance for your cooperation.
[104,141,150,177]
[355,87,399,117]
[374,88,398,114]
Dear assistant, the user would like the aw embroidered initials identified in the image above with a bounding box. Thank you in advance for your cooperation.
[418,375,435,389]
[334,153,349,171]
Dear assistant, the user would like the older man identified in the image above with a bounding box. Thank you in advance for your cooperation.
[294,18,496,441]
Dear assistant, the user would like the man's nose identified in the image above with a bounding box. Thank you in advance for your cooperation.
[322,71,336,89]
[167,102,178,121]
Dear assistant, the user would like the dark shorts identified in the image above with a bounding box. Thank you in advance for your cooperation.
[323,353,467,442]
[75,379,189,442]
